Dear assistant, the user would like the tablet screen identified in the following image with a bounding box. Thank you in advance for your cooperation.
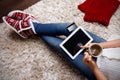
[60,27,93,59]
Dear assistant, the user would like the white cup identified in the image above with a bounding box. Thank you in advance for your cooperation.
[89,44,103,57]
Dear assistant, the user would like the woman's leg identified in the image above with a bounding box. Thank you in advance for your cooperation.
[33,21,106,42]
[33,22,77,36]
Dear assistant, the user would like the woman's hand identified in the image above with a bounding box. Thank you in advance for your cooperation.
[83,52,107,80]
[80,43,98,49]
[83,39,120,49]
[83,52,98,71]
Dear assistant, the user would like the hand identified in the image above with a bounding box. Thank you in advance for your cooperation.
[83,52,98,71]
[80,43,98,49]
[83,52,107,80]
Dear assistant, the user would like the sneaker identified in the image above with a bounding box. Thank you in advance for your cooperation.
[2,16,36,38]
[8,10,35,20]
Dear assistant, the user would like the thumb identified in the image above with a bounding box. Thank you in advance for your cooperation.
[83,52,90,61]
[84,51,89,56]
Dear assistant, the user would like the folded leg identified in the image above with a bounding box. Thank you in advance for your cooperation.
[33,22,77,36]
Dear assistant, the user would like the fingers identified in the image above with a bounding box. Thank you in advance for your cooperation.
[83,52,92,63]
[80,46,89,49]
[83,51,98,70]
[80,43,93,49]
[84,51,89,56]
[80,43,99,50]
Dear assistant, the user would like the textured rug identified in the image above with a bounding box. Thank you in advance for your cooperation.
[0,0,120,80]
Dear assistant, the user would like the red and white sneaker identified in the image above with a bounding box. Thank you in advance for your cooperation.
[2,16,36,38]
[8,10,35,20]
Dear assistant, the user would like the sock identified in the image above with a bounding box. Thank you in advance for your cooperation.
[78,0,120,26]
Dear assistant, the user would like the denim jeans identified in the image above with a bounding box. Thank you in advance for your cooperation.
[33,22,106,80]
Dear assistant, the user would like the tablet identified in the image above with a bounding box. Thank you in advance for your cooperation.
[60,26,93,59]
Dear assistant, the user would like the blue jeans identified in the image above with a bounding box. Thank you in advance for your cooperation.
[33,22,106,80]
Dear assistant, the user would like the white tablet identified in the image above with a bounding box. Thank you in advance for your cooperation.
[60,26,93,59]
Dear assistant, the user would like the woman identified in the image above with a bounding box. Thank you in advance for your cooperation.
[2,10,120,80]
[82,39,120,80]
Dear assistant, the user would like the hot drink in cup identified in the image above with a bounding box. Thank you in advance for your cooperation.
[89,44,103,57]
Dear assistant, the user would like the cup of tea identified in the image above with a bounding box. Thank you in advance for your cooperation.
[89,44,103,57]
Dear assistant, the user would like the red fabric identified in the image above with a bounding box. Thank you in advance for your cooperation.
[78,0,120,26]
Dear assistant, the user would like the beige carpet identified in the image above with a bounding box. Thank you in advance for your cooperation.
[0,0,120,80]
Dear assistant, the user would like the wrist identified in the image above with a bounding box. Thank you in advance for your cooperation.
[98,43,105,49]
[92,66,99,73]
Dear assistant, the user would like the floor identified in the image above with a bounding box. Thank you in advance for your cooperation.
[0,0,40,22]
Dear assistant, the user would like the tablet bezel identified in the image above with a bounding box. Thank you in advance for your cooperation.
[60,26,93,59]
